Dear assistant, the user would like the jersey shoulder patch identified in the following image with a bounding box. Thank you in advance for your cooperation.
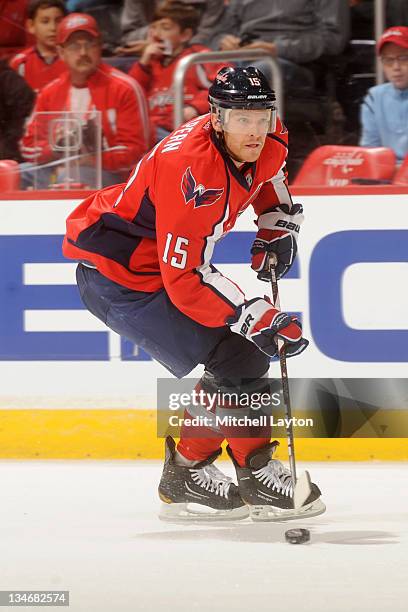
[181,166,224,208]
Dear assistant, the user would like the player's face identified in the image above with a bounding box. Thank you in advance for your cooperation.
[28,7,65,50]
[381,43,408,90]
[212,109,270,163]
[148,18,192,56]
[59,32,102,78]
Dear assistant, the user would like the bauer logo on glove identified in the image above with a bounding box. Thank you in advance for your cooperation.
[276,219,301,232]
[228,297,309,359]
[251,203,304,281]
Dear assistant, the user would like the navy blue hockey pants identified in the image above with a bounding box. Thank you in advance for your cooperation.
[76,264,270,381]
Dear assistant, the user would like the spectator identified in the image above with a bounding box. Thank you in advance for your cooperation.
[214,0,349,88]
[0,0,29,53]
[65,0,123,56]
[0,58,35,160]
[117,0,225,55]
[360,26,408,165]
[20,12,150,188]
[9,0,67,93]
[129,1,226,141]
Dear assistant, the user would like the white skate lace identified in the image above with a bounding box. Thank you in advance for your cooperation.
[253,459,293,497]
[190,465,233,499]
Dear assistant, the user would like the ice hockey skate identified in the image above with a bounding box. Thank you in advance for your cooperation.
[227,441,326,522]
[158,437,249,522]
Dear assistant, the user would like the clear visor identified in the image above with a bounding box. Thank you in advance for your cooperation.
[216,107,276,135]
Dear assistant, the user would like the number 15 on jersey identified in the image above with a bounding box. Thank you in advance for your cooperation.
[162,233,189,269]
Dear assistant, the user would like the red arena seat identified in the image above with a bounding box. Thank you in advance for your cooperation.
[393,156,408,185]
[292,145,396,187]
[0,160,20,191]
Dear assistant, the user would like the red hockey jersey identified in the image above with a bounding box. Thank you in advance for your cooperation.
[63,114,293,328]
[10,46,66,93]
[129,45,225,133]
[21,62,150,172]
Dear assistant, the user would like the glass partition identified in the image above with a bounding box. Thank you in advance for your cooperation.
[20,110,102,191]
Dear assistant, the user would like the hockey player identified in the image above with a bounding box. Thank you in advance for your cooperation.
[63,66,325,522]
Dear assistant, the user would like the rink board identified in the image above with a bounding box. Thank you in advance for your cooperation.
[0,187,407,459]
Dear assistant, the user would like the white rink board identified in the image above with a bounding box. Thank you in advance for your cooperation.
[0,194,407,408]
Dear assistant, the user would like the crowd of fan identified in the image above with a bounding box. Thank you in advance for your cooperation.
[0,0,407,188]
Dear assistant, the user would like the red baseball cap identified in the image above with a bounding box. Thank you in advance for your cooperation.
[377,26,408,53]
[57,13,100,45]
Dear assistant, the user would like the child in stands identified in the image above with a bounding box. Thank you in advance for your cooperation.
[129,1,226,142]
[10,0,67,93]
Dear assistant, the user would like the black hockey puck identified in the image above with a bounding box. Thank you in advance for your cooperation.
[285,528,310,544]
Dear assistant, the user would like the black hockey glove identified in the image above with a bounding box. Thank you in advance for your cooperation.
[228,297,308,359]
[251,203,304,281]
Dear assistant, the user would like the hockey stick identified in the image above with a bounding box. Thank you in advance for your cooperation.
[268,253,313,508]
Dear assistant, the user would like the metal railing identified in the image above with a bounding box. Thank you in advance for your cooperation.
[375,0,386,84]
[172,49,283,130]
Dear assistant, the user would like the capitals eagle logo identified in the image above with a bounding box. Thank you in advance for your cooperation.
[181,167,224,208]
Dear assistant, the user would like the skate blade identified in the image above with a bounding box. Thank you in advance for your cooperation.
[249,498,326,522]
[159,502,249,523]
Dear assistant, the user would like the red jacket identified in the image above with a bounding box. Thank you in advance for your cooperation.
[129,45,225,133]
[10,46,66,93]
[63,114,294,328]
[21,62,150,172]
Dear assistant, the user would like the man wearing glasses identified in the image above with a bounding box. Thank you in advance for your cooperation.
[360,26,408,165]
[20,13,150,188]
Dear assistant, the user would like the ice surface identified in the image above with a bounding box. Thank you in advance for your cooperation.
[0,461,407,611]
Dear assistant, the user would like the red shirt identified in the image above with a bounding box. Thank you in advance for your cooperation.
[63,114,293,328]
[10,46,66,93]
[21,62,150,172]
[129,45,225,134]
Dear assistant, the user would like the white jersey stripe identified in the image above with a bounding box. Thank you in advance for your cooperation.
[196,203,245,308]
[197,263,245,308]
[270,164,292,206]
[114,139,161,208]
[113,156,143,208]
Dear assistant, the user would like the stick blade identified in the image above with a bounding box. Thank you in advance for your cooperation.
[294,470,313,509]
